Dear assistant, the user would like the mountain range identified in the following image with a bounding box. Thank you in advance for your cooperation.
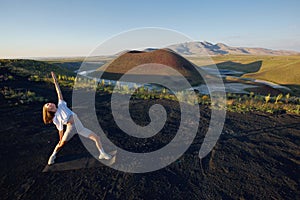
[166,41,300,56]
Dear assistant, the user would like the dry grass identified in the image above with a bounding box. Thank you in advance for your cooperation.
[186,55,300,85]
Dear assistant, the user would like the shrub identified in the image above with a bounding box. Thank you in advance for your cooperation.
[265,94,271,104]
[275,93,283,104]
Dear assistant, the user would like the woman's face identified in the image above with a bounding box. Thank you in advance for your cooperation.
[45,102,57,112]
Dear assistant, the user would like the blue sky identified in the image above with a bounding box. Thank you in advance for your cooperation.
[1,0,299,58]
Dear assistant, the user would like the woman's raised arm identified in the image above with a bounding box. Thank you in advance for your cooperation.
[51,72,63,100]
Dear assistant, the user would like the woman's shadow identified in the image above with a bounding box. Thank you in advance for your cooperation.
[42,150,117,172]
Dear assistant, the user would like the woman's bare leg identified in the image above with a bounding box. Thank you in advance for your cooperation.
[88,133,103,151]
[48,140,67,165]
[88,133,111,160]
[48,125,74,165]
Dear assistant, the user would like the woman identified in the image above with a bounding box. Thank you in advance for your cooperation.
[43,72,111,165]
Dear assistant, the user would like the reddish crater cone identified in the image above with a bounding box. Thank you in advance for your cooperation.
[95,48,207,85]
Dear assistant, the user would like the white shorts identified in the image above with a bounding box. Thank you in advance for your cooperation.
[61,114,93,142]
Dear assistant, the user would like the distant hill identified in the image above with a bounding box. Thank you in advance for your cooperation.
[167,41,300,56]
[93,49,208,85]
[0,59,74,78]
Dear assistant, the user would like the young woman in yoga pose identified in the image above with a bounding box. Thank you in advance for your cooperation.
[43,72,111,165]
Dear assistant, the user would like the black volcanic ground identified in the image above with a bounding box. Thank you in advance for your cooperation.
[0,70,300,199]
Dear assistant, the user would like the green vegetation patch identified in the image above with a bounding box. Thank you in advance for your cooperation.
[0,59,74,80]
[0,87,48,106]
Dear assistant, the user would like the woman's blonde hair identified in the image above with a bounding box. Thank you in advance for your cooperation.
[43,104,55,124]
